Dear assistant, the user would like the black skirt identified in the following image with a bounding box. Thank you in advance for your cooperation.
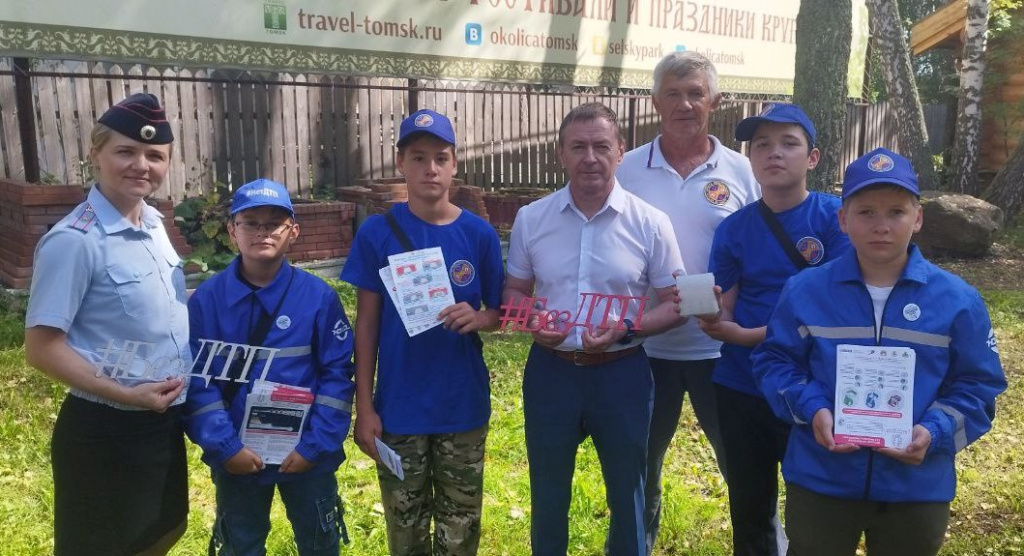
[51,394,188,555]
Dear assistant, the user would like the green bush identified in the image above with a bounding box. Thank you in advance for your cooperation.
[174,183,237,272]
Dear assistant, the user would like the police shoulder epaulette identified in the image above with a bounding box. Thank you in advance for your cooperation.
[67,203,97,232]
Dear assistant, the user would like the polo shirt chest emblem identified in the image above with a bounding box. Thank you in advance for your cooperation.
[450,260,475,286]
[903,303,921,322]
[276,315,292,329]
[797,237,825,265]
[703,180,731,205]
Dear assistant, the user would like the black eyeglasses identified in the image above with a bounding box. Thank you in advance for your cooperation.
[233,221,295,236]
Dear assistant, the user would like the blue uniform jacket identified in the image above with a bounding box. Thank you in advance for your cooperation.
[185,259,355,483]
[752,246,1005,502]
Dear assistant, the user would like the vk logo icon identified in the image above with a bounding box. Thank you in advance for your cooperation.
[466,23,483,45]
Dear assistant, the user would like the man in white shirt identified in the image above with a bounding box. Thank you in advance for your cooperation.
[615,51,762,555]
[503,103,687,556]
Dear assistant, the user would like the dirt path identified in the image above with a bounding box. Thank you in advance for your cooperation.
[931,241,1024,291]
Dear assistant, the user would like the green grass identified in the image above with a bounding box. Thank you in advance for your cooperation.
[1,288,1022,555]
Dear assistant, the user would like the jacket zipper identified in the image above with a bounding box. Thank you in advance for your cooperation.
[861,282,897,500]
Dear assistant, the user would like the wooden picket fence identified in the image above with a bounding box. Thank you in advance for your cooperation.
[0,58,899,202]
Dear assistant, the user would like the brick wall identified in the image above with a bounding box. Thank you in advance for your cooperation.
[0,179,86,288]
[289,200,357,262]
[482,189,549,229]
[146,198,192,258]
[337,179,489,224]
[0,180,194,289]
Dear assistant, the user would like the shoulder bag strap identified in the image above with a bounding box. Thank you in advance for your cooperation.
[756,199,808,271]
[384,209,415,252]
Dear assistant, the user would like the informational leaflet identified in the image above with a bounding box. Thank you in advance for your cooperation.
[374,437,405,481]
[384,247,456,337]
[833,344,916,449]
[675,273,720,317]
[240,381,313,465]
[378,267,436,337]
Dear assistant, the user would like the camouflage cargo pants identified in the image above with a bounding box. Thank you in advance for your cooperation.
[378,425,488,556]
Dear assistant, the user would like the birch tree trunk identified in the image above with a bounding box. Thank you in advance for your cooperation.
[866,0,938,190]
[794,0,852,192]
[949,0,989,195]
[983,131,1024,222]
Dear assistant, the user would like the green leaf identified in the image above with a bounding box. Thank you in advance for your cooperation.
[202,220,222,239]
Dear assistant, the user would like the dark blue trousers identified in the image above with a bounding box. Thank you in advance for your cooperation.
[523,344,654,556]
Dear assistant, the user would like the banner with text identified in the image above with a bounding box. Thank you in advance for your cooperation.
[0,0,868,95]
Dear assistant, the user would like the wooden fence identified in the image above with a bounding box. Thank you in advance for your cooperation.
[0,58,900,202]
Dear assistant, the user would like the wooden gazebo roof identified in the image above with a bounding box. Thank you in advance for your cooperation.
[910,0,967,55]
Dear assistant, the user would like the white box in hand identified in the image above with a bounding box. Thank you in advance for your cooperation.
[676,273,720,317]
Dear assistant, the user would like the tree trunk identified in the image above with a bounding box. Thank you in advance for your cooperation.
[948,0,989,195]
[983,130,1024,221]
[793,0,852,193]
[865,0,937,190]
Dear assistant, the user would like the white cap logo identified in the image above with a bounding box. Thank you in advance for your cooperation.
[868,153,895,172]
[140,125,156,140]
[414,113,434,128]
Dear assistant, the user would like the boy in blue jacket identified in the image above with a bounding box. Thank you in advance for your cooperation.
[185,179,355,555]
[752,148,1005,555]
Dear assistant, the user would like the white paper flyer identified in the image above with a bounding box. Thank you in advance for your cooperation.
[239,381,313,465]
[833,344,916,449]
[384,246,457,337]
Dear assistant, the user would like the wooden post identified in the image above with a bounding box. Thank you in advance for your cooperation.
[12,58,40,183]
[627,96,638,150]
[408,78,419,114]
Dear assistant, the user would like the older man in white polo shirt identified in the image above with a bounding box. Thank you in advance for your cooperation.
[502,102,686,556]
[616,51,762,555]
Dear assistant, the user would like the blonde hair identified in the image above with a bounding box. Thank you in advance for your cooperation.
[88,123,174,178]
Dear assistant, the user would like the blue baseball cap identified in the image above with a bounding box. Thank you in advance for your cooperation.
[230,179,294,217]
[735,103,817,146]
[842,148,920,200]
[397,109,456,149]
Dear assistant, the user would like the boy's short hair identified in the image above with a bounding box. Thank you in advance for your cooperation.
[397,109,456,151]
[842,148,920,202]
[735,103,816,147]
[841,183,921,207]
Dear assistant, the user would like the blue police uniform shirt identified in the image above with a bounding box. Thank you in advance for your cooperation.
[340,203,504,435]
[25,185,191,409]
[709,191,849,396]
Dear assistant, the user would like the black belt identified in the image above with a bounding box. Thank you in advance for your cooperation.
[546,345,641,367]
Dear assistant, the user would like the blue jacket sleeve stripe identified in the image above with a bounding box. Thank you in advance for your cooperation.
[881,327,950,348]
[800,325,874,340]
[255,345,311,358]
[191,400,226,416]
[780,385,810,425]
[929,400,968,451]
[315,394,353,413]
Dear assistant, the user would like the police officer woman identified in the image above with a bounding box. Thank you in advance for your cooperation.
[24,93,191,555]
